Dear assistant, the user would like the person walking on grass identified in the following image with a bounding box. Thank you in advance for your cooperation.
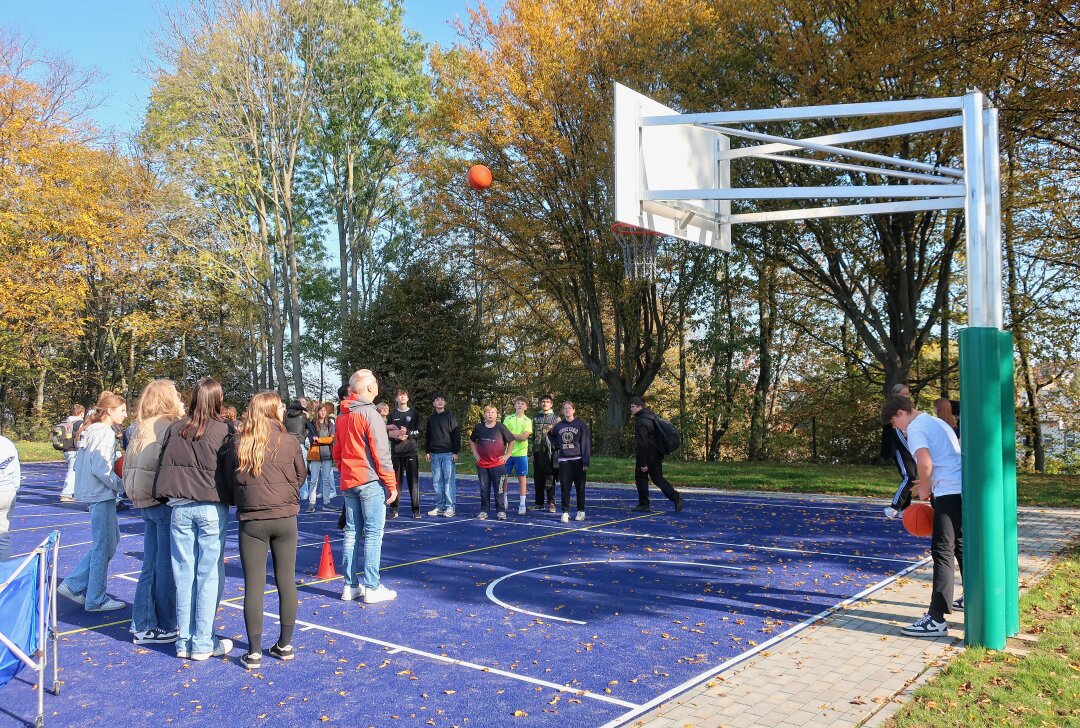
[57,391,128,612]
[333,369,399,604]
[387,389,422,519]
[304,402,336,513]
[502,396,533,516]
[531,395,559,513]
[629,396,684,514]
[0,433,20,561]
[881,394,964,637]
[227,392,307,670]
[153,377,235,660]
[548,401,590,523]
[55,403,84,503]
[123,380,185,645]
[425,394,460,517]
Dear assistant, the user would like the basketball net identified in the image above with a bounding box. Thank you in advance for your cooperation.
[610,222,663,282]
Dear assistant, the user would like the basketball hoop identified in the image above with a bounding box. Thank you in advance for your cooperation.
[610,222,663,282]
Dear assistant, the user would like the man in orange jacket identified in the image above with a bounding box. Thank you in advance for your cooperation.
[333,369,399,604]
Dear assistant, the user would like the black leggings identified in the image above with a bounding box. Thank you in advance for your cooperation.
[391,455,420,512]
[558,460,586,513]
[239,517,298,654]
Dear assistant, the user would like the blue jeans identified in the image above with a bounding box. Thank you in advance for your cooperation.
[303,460,335,506]
[430,453,456,511]
[62,451,77,497]
[63,500,119,609]
[478,465,508,514]
[171,502,228,655]
[341,483,386,589]
[132,504,176,633]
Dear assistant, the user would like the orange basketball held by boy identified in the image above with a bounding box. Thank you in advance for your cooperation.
[467,163,492,191]
[902,501,933,538]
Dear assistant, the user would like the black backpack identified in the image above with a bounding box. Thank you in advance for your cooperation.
[650,414,681,456]
[50,420,80,452]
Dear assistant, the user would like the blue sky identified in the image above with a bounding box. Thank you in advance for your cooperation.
[1,0,501,134]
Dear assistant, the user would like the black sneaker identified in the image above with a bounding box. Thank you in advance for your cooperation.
[269,644,295,661]
[133,628,179,645]
[951,596,964,612]
[900,614,947,637]
[631,504,651,512]
[412,510,422,519]
[240,651,262,670]
[388,508,399,519]
[674,492,684,514]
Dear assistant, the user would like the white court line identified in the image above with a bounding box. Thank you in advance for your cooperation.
[485,559,744,625]
[598,555,933,728]
[212,599,639,709]
[490,518,921,566]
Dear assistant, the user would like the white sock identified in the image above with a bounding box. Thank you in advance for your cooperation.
[519,496,526,507]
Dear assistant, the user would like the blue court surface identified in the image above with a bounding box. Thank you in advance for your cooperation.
[2,462,930,727]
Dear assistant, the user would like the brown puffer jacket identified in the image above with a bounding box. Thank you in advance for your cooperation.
[123,415,179,509]
[226,427,306,522]
[153,417,234,504]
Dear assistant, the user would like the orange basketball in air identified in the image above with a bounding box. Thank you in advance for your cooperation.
[902,502,934,538]
[467,164,493,190]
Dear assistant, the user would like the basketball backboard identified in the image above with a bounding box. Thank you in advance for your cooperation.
[614,83,731,251]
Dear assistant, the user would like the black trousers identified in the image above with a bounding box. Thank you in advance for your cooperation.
[558,460,586,512]
[533,455,556,507]
[929,493,963,621]
[634,457,679,505]
[238,516,298,654]
[391,454,420,513]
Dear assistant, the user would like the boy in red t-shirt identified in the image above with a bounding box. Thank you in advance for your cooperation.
[469,405,514,520]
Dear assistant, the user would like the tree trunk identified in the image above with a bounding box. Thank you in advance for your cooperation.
[748,257,776,461]
[34,366,46,424]
[940,285,950,397]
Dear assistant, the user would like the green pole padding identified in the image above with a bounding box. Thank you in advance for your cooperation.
[998,330,1020,636]
[959,327,1007,649]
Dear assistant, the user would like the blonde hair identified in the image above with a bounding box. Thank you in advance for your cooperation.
[129,380,185,454]
[236,391,284,477]
[75,391,126,443]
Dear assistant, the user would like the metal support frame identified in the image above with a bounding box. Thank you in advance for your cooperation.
[617,84,1017,650]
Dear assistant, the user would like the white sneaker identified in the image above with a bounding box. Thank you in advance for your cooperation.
[57,582,85,605]
[428,508,443,517]
[883,506,901,520]
[443,508,455,517]
[86,596,125,612]
[363,584,397,604]
[517,503,527,515]
[901,614,947,637]
[190,638,233,661]
[561,512,570,523]
[575,511,586,521]
[341,584,365,601]
[306,503,316,514]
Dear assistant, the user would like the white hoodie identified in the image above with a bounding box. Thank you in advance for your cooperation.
[74,422,123,503]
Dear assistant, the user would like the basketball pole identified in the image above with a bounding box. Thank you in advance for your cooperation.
[958,93,1017,649]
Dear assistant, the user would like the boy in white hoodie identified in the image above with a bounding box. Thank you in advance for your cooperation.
[0,434,20,560]
[57,392,128,611]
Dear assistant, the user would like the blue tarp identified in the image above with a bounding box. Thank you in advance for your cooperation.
[0,534,54,689]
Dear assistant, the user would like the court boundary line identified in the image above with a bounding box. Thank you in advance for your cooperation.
[598,554,933,728]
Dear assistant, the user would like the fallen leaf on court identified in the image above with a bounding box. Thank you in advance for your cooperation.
[513,710,528,717]
[444,690,457,695]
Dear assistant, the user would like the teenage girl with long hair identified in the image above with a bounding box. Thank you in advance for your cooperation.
[228,391,306,670]
[304,402,336,513]
[57,391,128,612]
[123,380,185,644]
[153,377,234,660]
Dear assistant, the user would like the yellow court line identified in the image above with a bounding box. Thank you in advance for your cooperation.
[59,512,659,631]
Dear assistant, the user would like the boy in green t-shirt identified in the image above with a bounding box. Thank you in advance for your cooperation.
[502,396,533,515]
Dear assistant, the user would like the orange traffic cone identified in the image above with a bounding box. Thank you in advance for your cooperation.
[317,535,338,579]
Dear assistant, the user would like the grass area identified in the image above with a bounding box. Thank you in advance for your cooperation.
[13,440,1077,507]
[888,540,1080,728]
[13,441,63,462]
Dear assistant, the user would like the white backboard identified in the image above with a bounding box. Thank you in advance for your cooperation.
[614,82,730,250]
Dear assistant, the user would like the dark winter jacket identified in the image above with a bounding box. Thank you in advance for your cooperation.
[226,428,306,522]
[284,401,309,446]
[633,408,665,465]
[425,410,461,454]
[152,417,233,504]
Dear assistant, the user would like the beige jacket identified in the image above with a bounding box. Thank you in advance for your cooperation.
[123,415,178,509]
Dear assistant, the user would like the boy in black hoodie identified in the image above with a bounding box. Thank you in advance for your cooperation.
[387,389,422,518]
[547,401,590,523]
